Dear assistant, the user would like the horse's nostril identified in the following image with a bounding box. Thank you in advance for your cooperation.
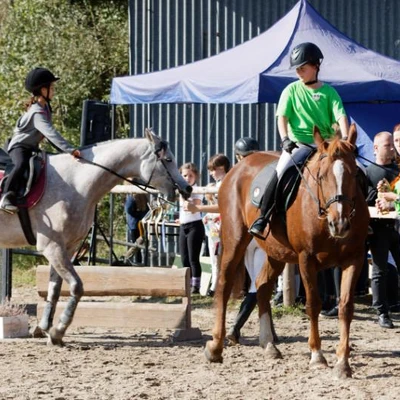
[186,185,193,194]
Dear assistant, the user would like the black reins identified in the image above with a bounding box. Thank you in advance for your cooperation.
[289,145,356,218]
[75,140,170,196]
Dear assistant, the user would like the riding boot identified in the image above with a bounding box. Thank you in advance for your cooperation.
[226,292,257,345]
[0,191,18,214]
[249,171,279,240]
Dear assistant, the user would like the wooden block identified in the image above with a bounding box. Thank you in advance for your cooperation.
[37,301,189,329]
[172,327,202,342]
[0,315,29,339]
[37,265,190,298]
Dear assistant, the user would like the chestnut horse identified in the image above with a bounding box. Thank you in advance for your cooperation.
[205,125,369,378]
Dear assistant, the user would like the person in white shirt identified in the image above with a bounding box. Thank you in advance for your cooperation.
[177,162,205,294]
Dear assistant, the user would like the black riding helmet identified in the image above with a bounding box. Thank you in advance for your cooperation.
[289,42,324,68]
[25,67,60,96]
[235,137,260,156]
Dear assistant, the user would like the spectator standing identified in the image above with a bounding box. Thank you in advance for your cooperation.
[184,154,231,297]
[366,131,399,329]
[124,193,149,264]
[177,162,205,294]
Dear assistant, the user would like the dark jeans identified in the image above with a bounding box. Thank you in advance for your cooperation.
[179,220,205,279]
[368,220,400,315]
[4,146,32,196]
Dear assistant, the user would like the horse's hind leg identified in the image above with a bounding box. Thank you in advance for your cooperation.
[39,266,63,332]
[204,228,250,363]
[257,257,285,359]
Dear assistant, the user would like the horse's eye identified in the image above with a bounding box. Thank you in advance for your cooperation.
[165,158,172,162]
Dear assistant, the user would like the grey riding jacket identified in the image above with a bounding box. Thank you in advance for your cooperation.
[8,103,75,154]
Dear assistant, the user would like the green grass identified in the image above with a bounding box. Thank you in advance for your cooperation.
[271,304,306,319]
[13,267,36,287]
[191,295,306,318]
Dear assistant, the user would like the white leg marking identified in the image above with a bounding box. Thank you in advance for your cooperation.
[311,349,325,363]
[259,313,274,347]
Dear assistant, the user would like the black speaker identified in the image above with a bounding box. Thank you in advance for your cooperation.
[80,100,111,146]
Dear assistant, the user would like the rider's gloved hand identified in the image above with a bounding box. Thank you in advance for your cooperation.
[281,137,298,154]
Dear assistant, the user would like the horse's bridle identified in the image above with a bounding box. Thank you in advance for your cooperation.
[145,139,191,201]
[76,139,173,198]
[315,153,356,219]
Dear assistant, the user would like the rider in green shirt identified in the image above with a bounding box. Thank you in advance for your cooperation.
[250,42,349,239]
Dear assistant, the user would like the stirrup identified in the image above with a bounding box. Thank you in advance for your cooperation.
[0,204,18,214]
[0,193,18,214]
[249,219,268,240]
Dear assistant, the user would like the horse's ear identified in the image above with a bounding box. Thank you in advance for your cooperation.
[313,125,324,146]
[145,127,160,145]
[347,123,357,145]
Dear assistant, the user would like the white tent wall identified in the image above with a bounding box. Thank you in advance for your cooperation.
[128,0,400,184]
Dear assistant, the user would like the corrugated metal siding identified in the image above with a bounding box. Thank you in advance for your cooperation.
[128,0,400,185]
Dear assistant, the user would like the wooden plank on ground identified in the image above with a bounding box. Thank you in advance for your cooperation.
[37,301,189,329]
[36,265,189,298]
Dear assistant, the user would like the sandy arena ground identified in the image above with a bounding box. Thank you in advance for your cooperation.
[1,287,399,400]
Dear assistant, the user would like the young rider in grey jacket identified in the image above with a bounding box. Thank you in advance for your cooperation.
[0,67,80,213]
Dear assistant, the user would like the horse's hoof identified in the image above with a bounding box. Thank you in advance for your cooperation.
[333,361,352,379]
[309,351,328,369]
[264,342,282,359]
[30,325,47,338]
[204,340,223,363]
[46,336,64,347]
[226,334,239,347]
[46,327,64,347]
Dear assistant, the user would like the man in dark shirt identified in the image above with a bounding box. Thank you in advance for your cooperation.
[366,131,400,329]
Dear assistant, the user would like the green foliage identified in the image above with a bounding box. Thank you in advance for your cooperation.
[0,1,130,272]
[0,0,129,145]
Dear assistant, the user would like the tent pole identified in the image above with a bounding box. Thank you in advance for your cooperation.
[257,103,261,145]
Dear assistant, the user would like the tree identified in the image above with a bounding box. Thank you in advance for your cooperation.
[0,0,129,145]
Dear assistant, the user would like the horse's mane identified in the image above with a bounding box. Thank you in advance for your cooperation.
[79,137,138,151]
[310,136,356,167]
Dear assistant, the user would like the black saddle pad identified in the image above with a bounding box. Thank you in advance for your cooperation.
[250,149,316,211]
[250,160,278,207]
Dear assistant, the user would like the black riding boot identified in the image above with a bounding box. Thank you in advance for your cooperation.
[227,292,257,345]
[0,191,18,214]
[249,171,279,239]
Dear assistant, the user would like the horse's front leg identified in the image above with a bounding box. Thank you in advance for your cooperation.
[256,256,284,359]
[43,248,84,346]
[334,262,360,379]
[299,254,328,369]
[39,266,63,332]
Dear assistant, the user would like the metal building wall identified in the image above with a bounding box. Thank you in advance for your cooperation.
[128,0,400,184]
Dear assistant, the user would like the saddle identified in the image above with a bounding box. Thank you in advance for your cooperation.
[250,151,316,218]
[0,148,47,245]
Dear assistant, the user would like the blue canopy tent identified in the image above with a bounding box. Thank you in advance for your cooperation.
[110,0,400,158]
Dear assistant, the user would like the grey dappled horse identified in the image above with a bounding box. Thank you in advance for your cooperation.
[1,129,191,345]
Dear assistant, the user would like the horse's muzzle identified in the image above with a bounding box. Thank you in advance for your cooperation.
[328,217,350,239]
[179,185,192,200]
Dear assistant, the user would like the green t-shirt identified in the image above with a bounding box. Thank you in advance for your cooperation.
[394,179,400,214]
[276,81,347,144]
